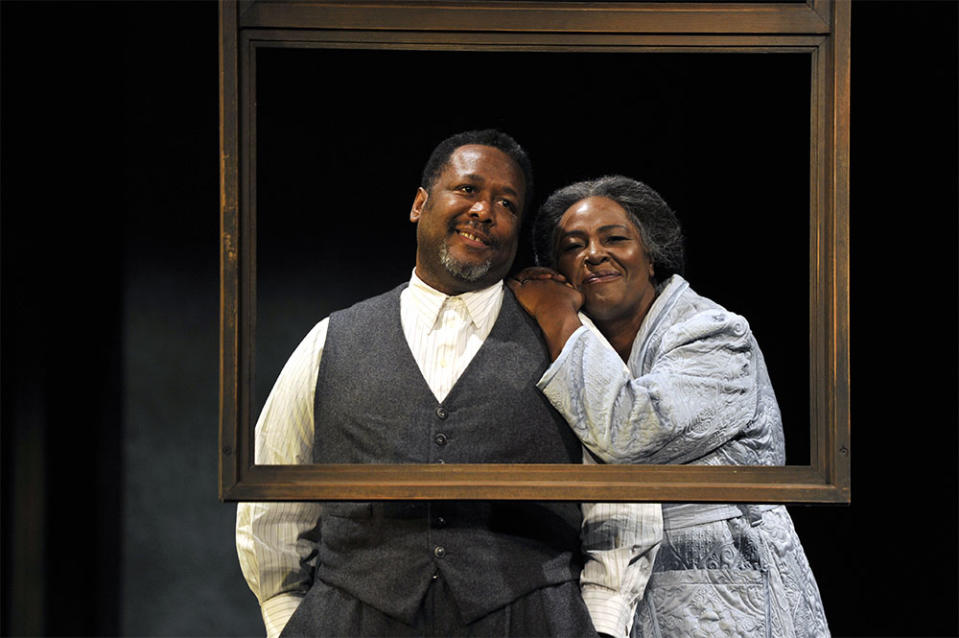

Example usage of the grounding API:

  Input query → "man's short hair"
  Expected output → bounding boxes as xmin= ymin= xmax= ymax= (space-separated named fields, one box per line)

xmin=420 ymin=129 xmax=534 ymax=216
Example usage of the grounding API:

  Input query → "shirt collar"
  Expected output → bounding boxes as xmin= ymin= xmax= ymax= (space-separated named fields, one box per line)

xmin=408 ymin=269 xmax=503 ymax=332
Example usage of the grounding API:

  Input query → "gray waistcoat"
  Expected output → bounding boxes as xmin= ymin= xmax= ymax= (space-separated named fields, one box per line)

xmin=312 ymin=284 xmax=583 ymax=624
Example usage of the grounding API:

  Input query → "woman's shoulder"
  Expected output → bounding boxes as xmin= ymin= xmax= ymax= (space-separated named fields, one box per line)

xmin=654 ymin=276 xmax=753 ymax=347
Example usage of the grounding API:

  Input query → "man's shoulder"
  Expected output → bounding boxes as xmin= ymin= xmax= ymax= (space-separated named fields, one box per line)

xmin=330 ymin=282 xmax=408 ymax=319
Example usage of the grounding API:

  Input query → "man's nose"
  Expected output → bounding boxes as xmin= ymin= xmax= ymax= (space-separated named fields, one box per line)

xmin=468 ymin=198 xmax=493 ymax=220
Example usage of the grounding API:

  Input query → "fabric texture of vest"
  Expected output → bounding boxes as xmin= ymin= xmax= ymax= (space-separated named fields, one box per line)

xmin=312 ymin=284 xmax=584 ymax=624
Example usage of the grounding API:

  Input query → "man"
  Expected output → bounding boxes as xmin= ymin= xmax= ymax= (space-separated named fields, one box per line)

xmin=236 ymin=130 xmax=655 ymax=637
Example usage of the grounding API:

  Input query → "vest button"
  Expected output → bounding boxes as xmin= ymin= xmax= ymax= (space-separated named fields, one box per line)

xmin=431 ymin=572 xmax=440 ymax=581
xmin=435 ymin=406 xmax=448 ymax=420
xmin=434 ymin=516 xmax=447 ymax=528
xmin=433 ymin=545 xmax=446 ymax=558
xmin=434 ymin=433 xmax=448 ymax=446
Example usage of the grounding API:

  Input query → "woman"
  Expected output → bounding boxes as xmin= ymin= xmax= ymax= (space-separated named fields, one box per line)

xmin=508 ymin=176 xmax=829 ymax=637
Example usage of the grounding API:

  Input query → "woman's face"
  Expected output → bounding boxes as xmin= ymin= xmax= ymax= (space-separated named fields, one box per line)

xmin=554 ymin=196 xmax=656 ymax=325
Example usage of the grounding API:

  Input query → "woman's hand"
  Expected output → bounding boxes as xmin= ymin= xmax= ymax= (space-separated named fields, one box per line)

xmin=507 ymin=266 xmax=583 ymax=319
xmin=507 ymin=267 xmax=584 ymax=360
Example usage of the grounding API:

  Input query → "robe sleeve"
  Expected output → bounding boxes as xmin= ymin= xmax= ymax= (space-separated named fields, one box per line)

xmin=537 ymin=310 xmax=760 ymax=465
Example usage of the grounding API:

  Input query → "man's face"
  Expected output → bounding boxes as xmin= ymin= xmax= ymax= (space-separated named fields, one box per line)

xmin=410 ymin=144 xmax=525 ymax=295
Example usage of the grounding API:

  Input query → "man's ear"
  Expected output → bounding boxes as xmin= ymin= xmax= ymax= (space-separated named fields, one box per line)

xmin=410 ymin=187 xmax=428 ymax=223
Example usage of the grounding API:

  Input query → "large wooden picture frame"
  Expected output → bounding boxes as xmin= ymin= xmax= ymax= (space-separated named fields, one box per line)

xmin=219 ymin=0 xmax=850 ymax=503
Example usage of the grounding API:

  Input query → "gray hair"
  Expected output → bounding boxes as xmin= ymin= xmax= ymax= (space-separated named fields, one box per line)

xmin=532 ymin=175 xmax=685 ymax=285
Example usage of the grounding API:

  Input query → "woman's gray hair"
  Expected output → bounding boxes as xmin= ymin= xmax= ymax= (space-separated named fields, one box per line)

xmin=532 ymin=175 xmax=685 ymax=285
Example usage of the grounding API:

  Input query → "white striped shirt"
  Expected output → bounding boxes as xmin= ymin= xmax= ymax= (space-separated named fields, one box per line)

xmin=235 ymin=270 xmax=659 ymax=638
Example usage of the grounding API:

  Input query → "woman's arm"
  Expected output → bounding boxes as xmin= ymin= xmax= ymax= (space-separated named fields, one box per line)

xmin=538 ymin=310 xmax=762 ymax=465
xmin=507 ymin=267 xmax=584 ymax=360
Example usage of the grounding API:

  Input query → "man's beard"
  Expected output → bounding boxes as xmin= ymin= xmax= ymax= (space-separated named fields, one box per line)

xmin=439 ymin=240 xmax=494 ymax=282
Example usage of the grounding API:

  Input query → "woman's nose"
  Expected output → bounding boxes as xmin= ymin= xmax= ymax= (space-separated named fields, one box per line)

xmin=584 ymin=241 xmax=606 ymax=263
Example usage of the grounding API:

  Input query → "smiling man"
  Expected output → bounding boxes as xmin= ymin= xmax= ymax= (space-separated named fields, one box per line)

xmin=235 ymin=130 xmax=603 ymax=637
xmin=409 ymin=142 xmax=524 ymax=295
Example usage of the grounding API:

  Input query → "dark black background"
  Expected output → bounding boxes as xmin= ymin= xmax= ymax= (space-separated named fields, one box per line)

xmin=2 ymin=1 xmax=956 ymax=636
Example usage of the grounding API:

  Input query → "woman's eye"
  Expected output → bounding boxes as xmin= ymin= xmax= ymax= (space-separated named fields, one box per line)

xmin=607 ymin=235 xmax=629 ymax=243
xmin=561 ymin=243 xmax=583 ymax=252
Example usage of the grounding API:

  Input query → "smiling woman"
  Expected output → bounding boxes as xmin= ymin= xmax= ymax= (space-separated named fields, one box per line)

xmin=559 ymin=198 xmax=657 ymax=327
xmin=552 ymin=193 xmax=665 ymax=360
xmin=507 ymin=175 xmax=830 ymax=634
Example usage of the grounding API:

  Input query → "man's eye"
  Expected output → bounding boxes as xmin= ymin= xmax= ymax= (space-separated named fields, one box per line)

xmin=500 ymin=199 xmax=516 ymax=212
xmin=607 ymin=235 xmax=629 ymax=243
xmin=457 ymin=184 xmax=476 ymax=193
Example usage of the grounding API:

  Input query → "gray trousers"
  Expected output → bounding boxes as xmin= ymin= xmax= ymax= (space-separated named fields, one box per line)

xmin=281 ymin=577 xmax=597 ymax=638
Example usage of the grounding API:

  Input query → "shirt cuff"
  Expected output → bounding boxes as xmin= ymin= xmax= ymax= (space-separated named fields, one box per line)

xmin=261 ymin=593 xmax=304 ymax=638
xmin=581 ymin=585 xmax=634 ymax=638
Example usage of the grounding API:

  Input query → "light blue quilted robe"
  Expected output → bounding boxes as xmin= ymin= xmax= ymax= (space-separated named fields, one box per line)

xmin=538 ymin=275 xmax=830 ymax=638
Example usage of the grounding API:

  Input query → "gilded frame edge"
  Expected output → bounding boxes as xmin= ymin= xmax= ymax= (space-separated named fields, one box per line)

xmin=218 ymin=0 xmax=851 ymax=503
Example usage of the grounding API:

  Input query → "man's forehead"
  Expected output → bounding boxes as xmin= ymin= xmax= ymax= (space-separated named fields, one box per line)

xmin=449 ymin=144 xmax=518 ymax=170
xmin=444 ymin=145 xmax=525 ymax=186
